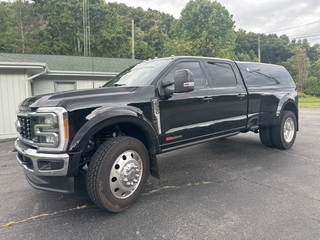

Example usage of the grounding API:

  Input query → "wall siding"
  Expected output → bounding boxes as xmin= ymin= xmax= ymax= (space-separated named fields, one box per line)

xmin=0 ymin=69 xmax=27 ymax=140
xmin=33 ymin=75 xmax=111 ymax=95
xmin=0 ymin=72 xmax=112 ymax=140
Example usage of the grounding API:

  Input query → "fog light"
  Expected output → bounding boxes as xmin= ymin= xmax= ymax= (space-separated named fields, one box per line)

xmin=38 ymin=160 xmax=64 ymax=170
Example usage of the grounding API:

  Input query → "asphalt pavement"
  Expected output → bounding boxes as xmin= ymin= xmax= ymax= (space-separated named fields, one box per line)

xmin=0 ymin=108 xmax=320 ymax=240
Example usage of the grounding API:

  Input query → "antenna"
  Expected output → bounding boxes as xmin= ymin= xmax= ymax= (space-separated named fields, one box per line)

xmin=83 ymin=0 xmax=90 ymax=56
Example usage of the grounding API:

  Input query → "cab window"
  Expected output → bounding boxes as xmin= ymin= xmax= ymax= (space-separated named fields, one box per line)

xmin=207 ymin=62 xmax=237 ymax=88
xmin=163 ymin=61 xmax=206 ymax=88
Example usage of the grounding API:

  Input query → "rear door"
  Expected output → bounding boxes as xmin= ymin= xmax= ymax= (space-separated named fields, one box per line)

xmin=205 ymin=60 xmax=248 ymax=135
xmin=159 ymin=60 xmax=215 ymax=149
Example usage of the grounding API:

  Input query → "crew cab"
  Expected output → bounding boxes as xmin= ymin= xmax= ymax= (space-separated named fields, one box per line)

xmin=14 ymin=56 xmax=298 ymax=212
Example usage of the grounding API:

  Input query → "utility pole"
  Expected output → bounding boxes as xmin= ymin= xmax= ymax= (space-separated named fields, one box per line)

xmin=83 ymin=0 xmax=90 ymax=56
xmin=258 ymin=34 xmax=261 ymax=63
xmin=132 ymin=20 xmax=135 ymax=59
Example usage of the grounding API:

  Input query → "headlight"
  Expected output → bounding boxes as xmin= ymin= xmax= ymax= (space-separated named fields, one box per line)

xmin=28 ymin=107 xmax=69 ymax=152
xmin=33 ymin=113 xmax=59 ymax=146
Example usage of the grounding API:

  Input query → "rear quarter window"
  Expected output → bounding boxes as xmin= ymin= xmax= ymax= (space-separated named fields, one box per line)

xmin=236 ymin=62 xmax=295 ymax=88
xmin=206 ymin=62 xmax=237 ymax=88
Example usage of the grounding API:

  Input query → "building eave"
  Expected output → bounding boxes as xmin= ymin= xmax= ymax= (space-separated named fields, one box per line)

xmin=46 ymin=70 xmax=119 ymax=77
xmin=0 ymin=62 xmax=117 ymax=77
xmin=0 ymin=61 xmax=48 ymax=70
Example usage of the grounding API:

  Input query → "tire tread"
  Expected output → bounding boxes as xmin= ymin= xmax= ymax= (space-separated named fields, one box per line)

xmin=86 ymin=136 xmax=127 ymax=211
xmin=259 ymin=127 xmax=274 ymax=147
xmin=270 ymin=110 xmax=297 ymax=149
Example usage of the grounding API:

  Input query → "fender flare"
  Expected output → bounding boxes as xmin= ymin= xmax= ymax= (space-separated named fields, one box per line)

xmin=259 ymin=91 xmax=298 ymax=127
xmin=68 ymin=106 xmax=159 ymax=154
xmin=276 ymin=91 xmax=298 ymax=117
xmin=276 ymin=94 xmax=299 ymax=130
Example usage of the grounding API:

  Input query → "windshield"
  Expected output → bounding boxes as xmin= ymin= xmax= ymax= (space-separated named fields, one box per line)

xmin=104 ymin=59 xmax=172 ymax=87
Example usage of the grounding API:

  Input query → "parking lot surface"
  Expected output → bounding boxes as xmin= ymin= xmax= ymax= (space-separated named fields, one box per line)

xmin=0 ymin=108 xmax=320 ymax=239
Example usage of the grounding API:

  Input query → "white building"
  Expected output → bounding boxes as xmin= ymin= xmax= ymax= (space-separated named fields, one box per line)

xmin=0 ymin=53 xmax=140 ymax=140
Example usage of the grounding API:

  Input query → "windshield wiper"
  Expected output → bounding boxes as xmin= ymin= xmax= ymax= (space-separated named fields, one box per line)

xmin=113 ymin=83 xmax=126 ymax=87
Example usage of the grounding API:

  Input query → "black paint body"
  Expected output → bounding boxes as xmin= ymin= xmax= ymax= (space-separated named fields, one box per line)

xmin=15 ymin=56 xmax=298 ymax=193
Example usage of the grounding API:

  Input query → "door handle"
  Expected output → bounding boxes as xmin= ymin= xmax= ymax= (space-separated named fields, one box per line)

xmin=202 ymin=97 xmax=213 ymax=102
xmin=237 ymin=94 xmax=246 ymax=100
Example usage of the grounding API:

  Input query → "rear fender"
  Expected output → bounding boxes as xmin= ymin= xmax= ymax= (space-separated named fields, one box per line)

xmin=259 ymin=91 xmax=298 ymax=128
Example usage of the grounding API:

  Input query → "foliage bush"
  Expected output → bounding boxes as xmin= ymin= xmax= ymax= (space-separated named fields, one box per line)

xmin=305 ymin=77 xmax=320 ymax=97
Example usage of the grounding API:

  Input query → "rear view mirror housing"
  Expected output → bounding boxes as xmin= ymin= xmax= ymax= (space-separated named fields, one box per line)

xmin=174 ymin=69 xmax=194 ymax=93
xmin=159 ymin=69 xmax=195 ymax=99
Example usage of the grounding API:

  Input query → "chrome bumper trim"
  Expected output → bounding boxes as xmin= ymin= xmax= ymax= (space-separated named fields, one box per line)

xmin=15 ymin=139 xmax=69 ymax=176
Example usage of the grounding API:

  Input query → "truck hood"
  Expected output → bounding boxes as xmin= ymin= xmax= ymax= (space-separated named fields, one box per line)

xmin=19 ymin=86 xmax=153 ymax=112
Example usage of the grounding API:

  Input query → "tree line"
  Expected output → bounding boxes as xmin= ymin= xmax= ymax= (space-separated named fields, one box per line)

xmin=1 ymin=0 xmax=320 ymax=96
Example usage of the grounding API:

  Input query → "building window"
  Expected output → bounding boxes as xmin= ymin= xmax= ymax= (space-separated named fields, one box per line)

xmin=54 ymin=82 xmax=76 ymax=92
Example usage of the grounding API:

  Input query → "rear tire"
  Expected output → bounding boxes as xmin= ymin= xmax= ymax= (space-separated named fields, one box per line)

xmin=270 ymin=110 xmax=297 ymax=149
xmin=259 ymin=127 xmax=274 ymax=148
xmin=86 ymin=136 xmax=149 ymax=212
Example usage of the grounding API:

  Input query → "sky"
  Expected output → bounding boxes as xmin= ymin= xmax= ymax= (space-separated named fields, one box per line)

xmin=111 ymin=0 xmax=320 ymax=46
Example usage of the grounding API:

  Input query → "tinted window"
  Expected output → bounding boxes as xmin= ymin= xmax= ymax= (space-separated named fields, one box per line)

xmin=163 ymin=61 xmax=205 ymax=88
xmin=236 ymin=62 xmax=295 ymax=87
xmin=207 ymin=62 xmax=237 ymax=88
xmin=104 ymin=59 xmax=172 ymax=87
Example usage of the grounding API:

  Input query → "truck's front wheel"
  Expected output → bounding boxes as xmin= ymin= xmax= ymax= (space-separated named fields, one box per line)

xmin=271 ymin=110 xmax=297 ymax=149
xmin=86 ymin=136 xmax=149 ymax=212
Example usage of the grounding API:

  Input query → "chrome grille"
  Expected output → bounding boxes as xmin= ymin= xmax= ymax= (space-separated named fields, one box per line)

xmin=17 ymin=116 xmax=32 ymax=140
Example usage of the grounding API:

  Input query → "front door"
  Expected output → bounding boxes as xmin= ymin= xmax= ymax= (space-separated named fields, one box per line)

xmin=158 ymin=60 xmax=215 ymax=150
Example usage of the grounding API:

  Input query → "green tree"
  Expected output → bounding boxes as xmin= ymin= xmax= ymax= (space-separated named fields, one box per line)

xmin=89 ymin=1 xmax=130 ymax=57
xmin=144 ymin=26 xmax=168 ymax=57
xmin=0 ymin=1 xmax=40 ymax=53
xmin=285 ymin=47 xmax=310 ymax=92
xmin=259 ymin=34 xmax=291 ymax=64
xmin=168 ymin=0 xmax=236 ymax=58
xmin=305 ymin=59 xmax=320 ymax=96
xmin=164 ymin=39 xmax=201 ymax=56
xmin=0 ymin=2 xmax=16 ymax=52
xmin=110 ymin=3 xmax=174 ymax=59
xmin=235 ymin=29 xmax=258 ymax=61
xmin=235 ymin=30 xmax=293 ymax=64
xmin=290 ymin=39 xmax=320 ymax=63
xmin=32 ymin=0 xmax=84 ymax=55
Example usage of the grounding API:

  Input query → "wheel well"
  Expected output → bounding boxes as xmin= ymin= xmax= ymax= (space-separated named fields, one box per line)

xmin=79 ymin=123 xmax=151 ymax=167
xmin=283 ymin=102 xmax=299 ymax=130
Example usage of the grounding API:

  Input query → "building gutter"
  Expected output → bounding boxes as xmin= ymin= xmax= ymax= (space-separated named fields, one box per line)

xmin=0 ymin=61 xmax=48 ymax=69
xmin=0 ymin=62 xmax=48 ymax=97
xmin=27 ymin=67 xmax=47 ymax=80
xmin=47 ymin=70 xmax=119 ymax=77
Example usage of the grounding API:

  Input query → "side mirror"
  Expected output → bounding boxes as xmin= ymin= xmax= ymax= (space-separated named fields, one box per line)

xmin=174 ymin=69 xmax=194 ymax=93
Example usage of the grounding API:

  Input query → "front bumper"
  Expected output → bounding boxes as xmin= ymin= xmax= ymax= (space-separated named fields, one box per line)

xmin=15 ymin=139 xmax=74 ymax=193
xmin=15 ymin=139 xmax=69 ymax=176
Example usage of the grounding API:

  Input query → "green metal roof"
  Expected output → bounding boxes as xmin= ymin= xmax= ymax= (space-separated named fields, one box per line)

xmin=0 ymin=53 xmax=141 ymax=73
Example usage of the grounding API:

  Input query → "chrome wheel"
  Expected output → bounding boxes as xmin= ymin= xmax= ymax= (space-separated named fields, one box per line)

xmin=270 ymin=110 xmax=297 ymax=149
xmin=283 ymin=117 xmax=294 ymax=143
xmin=86 ymin=136 xmax=149 ymax=212
xmin=110 ymin=150 xmax=143 ymax=199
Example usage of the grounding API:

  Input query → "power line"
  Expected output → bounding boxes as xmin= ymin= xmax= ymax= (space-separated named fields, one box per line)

xmin=292 ymin=31 xmax=320 ymax=38
xmin=264 ymin=20 xmax=320 ymax=34
xmin=289 ymin=33 xmax=320 ymax=39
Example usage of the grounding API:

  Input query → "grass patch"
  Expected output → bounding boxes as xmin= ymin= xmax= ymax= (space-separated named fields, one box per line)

xmin=299 ymin=93 xmax=320 ymax=108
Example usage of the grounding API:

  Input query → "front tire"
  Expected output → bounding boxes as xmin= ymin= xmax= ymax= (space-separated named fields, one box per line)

xmin=271 ymin=110 xmax=297 ymax=149
xmin=86 ymin=136 xmax=149 ymax=212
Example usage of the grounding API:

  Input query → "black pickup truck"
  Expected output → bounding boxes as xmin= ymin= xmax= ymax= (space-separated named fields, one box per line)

xmin=14 ymin=56 xmax=298 ymax=212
